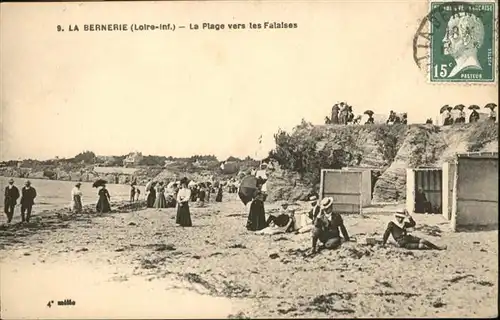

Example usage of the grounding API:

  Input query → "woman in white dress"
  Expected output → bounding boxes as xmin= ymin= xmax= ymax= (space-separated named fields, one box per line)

xmin=70 ymin=182 xmax=83 ymax=213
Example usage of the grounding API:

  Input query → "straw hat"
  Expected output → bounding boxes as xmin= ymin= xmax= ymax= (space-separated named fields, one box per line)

xmin=309 ymin=195 xmax=318 ymax=202
xmin=394 ymin=210 xmax=406 ymax=219
xmin=320 ymin=197 xmax=334 ymax=210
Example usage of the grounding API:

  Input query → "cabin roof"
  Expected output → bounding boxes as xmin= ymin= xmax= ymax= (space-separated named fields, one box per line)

xmin=456 ymin=152 xmax=498 ymax=159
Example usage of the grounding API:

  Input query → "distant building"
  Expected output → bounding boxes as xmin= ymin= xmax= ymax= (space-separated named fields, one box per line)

xmin=123 ymin=152 xmax=143 ymax=167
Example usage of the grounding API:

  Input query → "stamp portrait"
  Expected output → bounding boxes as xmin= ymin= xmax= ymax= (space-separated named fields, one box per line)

xmin=429 ymin=1 xmax=496 ymax=82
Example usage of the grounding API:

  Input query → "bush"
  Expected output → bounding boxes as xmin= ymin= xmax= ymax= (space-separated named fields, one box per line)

xmin=269 ymin=123 xmax=362 ymax=186
xmin=43 ymin=170 xmax=57 ymax=179
xmin=374 ymin=125 xmax=406 ymax=166
xmin=73 ymin=151 xmax=96 ymax=164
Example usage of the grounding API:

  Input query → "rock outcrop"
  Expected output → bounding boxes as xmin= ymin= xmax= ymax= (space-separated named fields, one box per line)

xmin=267 ymin=121 xmax=498 ymax=202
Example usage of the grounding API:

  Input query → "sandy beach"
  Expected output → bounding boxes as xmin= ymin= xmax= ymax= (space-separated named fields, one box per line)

xmin=0 ymin=195 xmax=497 ymax=319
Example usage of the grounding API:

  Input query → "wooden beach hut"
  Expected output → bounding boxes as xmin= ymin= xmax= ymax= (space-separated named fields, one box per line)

xmin=448 ymin=152 xmax=498 ymax=231
xmin=319 ymin=168 xmax=371 ymax=214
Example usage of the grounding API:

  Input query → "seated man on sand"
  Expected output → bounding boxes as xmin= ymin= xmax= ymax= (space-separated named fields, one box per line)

xmin=311 ymin=197 xmax=351 ymax=254
xmin=382 ymin=210 xmax=446 ymax=250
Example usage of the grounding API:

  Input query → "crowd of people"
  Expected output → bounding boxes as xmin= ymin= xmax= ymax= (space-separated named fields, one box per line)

xmin=441 ymin=103 xmax=497 ymax=126
xmin=3 ymin=161 xmax=448 ymax=254
xmin=325 ymin=102 xmax=498 ymax=126
xmin=245 ymin=185 xmax=446 ymax=254
xmin=324 ymin=102 xmax=409 ymax=126
xmin=2 ymin=175 xmax=229 ymax=228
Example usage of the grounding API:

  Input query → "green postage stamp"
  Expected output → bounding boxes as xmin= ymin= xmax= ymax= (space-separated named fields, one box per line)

xmin=429 ymin=1 xmax=496 ymax=83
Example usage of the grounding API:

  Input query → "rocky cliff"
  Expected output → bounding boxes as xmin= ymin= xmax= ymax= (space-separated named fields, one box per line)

xmin=267 ymin=121 xmax=498 ymax=202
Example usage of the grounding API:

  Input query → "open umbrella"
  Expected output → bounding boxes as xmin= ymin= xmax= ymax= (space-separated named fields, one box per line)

xmin=453 ymin=104 xmax=465 ymax=111
xmin=238 ymin=175 xmax=258 ymax=205
xmin=92 ymin=179 xmax=107 ymax=188
xmin=440 ymin=105 xmax=452 ymax=113
xmin=364 ymin=110 xmax=374 ymax=116
xmin=485 ymin=103 xmax=497 ymax=110
xmin=468 ymin=105 xmax=480 ymax=110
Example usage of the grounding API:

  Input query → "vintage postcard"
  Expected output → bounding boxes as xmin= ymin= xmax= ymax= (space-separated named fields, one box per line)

xmin=0 ymin=0 xmax=498 ymax=319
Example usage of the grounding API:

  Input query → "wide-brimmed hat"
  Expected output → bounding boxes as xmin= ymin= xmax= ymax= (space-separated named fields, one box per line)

xmin=394 ymin=210 xmax=406 ymax=219
xmin=320 ymin=197 xmax=334 ymax=210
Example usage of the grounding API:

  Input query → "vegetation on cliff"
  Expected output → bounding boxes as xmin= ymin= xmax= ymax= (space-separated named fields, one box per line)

xmin=268 ymin=120 xmax=498 ymax=202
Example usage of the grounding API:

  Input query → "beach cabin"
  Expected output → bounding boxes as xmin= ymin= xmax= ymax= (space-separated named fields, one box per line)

xmin=319 ymin=169 xmax=371 ymax=214
xmin=406 ymin=167 xmax=443 ymax=214
xmin=342 ymin=166 xmax=382 ymax=200
xmin=449 ymin=152 xmax=498 ymax=231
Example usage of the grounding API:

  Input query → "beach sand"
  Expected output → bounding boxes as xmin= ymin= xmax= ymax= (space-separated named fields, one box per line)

xmin=0 ymin=196 xmax=497 ymax=318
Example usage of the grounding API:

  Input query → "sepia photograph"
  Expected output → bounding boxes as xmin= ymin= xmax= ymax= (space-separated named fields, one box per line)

xmin=0 ymin=0 xmax=498 ymax=318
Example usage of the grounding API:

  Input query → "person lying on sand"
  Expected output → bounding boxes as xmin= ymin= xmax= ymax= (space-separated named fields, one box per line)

xmin=255 ymin=208 xmax=295 ymax=235
xmin=310 ymin=197 xmax=351 ymax=254
xmin=381 ymin=210 xmax=446 ymax=250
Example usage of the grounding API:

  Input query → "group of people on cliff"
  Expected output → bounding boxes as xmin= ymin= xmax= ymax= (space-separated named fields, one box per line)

xmin=441 ymin=104 xmax=497 ymax=126
xmin=324 ymin=103 xmax=409 ymax=126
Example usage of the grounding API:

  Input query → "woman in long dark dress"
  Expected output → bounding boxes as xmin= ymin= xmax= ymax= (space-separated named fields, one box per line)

xmin=246 ymin=191 xmax=267 ymax=231
xmin=96 ymin=185 xmax=111 ymax=213
xmin=154 ymin=182 xmax=167 ymax=210
xmin=147 ymin=182 xmax=157 ymax=208
xmin=215 ymin=186 xmax=223 ymax=202
xmin=176 ymin=179 xmax=192 ymax=227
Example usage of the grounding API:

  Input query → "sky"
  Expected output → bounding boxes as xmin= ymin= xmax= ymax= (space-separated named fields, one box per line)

xmin=1 ymin=1 xmax=498 ymax=161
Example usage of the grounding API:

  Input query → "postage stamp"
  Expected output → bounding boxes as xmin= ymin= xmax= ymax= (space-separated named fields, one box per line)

xmin=428 ymin=1 xmax=496 ymax=83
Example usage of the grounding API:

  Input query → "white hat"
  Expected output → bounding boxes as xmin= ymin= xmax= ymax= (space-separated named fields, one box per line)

xmin=320 ymin=197 xmax=334 ymax=210
xmin=394 ymin=210 xmax=406 ymax=219
xmin=309 ymin=195 xmax=318 ymax=202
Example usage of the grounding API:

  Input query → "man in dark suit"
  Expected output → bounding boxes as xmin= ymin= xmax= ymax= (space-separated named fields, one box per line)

xmin=20 ymin=180 xmax=37 ymax=223
xmin=4 ymin=178 xmax=20 ymax=223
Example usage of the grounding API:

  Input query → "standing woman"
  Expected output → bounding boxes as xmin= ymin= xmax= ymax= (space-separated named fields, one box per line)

xmin=96 ymin=185 xmax=111 ymax=213
xmin=246 ymin=190 xmax=267 ymax=231
xmin=197 ymin=184 xmax=206 ymax=208
xmin=71 ymin=182 xmax=83 ymax=213
xmin=147 ymin=182 xmax=157 ymax=208
xmin=154 ymin=182 xmax=167 ymax=210
xmin=215 ymin=185 xmax=223 ymax=202
xmin=176 ymin=178 xmax=192 ymax=227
